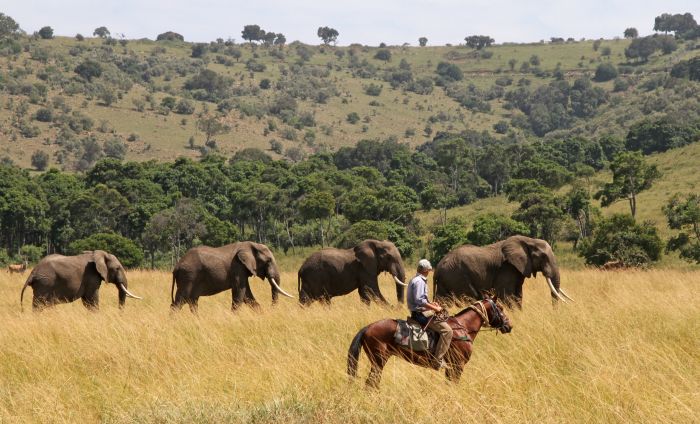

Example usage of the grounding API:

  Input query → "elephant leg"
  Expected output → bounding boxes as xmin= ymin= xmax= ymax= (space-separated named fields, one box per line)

xmin=171 ymin=284 xmax=190 ymax=311
xmin=82 ymin=290 xmax=100 ymax=311
xmin=244 ymin=283 xmax=261 ymax=309
xmin=232 ymin=285 xmax=246 ymax=310
xmin=358 ymin=286 xmax=371 ymax=305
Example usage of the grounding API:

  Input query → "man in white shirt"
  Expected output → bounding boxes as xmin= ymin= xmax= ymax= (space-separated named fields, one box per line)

xmin=406 ymin=259 xmax=453 ymax=369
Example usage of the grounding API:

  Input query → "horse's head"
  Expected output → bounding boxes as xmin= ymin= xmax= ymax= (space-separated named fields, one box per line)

xmin=483 ymin=293 xmax=512 ymax=334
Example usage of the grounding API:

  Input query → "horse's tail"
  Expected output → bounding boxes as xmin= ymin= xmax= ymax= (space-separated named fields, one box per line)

xmin=347 ymin=325 xmax=368 ymax=378
xmin=20 ymin=275 xmax=32 ymax=312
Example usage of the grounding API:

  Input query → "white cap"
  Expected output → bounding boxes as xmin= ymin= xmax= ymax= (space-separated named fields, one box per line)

xmin=418 ymin=259 xmax=432 ymax=271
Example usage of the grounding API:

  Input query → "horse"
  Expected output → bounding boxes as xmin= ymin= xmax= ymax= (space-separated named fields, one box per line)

xmin=347 ymin=294 xmax=512 ymax=388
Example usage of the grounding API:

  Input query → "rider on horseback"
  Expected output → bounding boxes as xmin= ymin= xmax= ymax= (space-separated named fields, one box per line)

xmin=407 ymin=259 xmax=453 ymax=369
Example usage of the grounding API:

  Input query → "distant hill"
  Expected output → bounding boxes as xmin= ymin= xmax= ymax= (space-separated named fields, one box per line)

xmin=0 ymin=30 xmax=698 ymax=169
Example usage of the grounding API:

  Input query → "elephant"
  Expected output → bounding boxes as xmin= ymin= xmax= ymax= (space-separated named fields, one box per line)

xmin=20 ymin=250 xmax=142 ymax=311
xmin=433 ymin=235 xmax=573 ymax=308
xmin=171 ymin=241 xmax=293 ymax=312
xmin=297 ymin=239 xmax=407 ymax=305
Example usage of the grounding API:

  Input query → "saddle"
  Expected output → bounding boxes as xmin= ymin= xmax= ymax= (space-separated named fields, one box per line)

xmin=393 ymin=317 xmax=472 ymax=352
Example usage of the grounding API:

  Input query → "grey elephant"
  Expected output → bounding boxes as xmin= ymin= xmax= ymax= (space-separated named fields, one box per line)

xmin=20 ymin=250 xmax=142 ymax=311
xmin=171 ymin=241 xmax=293 ymax=312
xmin=433 ymin=235 xmax=573 ymax=308
xmin=297 ymin=239 xmax=407 ymax=305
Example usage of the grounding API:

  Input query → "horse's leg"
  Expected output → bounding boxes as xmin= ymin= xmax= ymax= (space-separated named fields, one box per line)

xmin=366 ymin=353 xmax=388 ymax=390
xmin=445 ymin=361 xmax=465 ymax=382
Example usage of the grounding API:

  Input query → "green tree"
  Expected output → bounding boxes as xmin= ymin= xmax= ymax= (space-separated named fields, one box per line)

xmin=594 ymin=63 xmax=618 ymax=82
xmin=31 ymin=150 xmax=49 ymax=170
xmin=69 ymin=232 xmax=143 ymax=268
xmin=625 ymin=36 xmax=658 ymax=62
xmin=464 ymin=35 xmax=494 ymax=50
xmin=336 ymin=220 xmax=417 ymax=257
xmin=241 ymin=24 xmax=263 ymax=44
xmin=317 ymin=26 xmax=339 ymax=45
xmin=578 ymin=214 xmax=662 ymax=267
xmin=374 ymin=49 xmax=391 ymax=62
xmin=418 ymin=37 xmax=428 ymax=47
xmin=429 ymin=217 xmax=469 ymax=264
xmin=0 ymin=13 xmax=21 ymax=38
xmin=74 ymin=59 xmax=102 ymax=82
xmin=93 ymin=26 xmax=110 ymax=38
xmin=466 ymin=213 xmax=528 ymax=246
xmin=103 ymin=138 xmax=127 ymax=160
xmin=197 ymin=114 xmax=230 ymax=145
xmin=299 ymin=190 xmax=335 ymax=246
xmin=38 ymin=26 xmax=53 ymax=39
xmin=595 ymin=151 xmax=661 ymax=218
xmin=511 ymin=190 xmax=566 ymax=244
xmin=663 ymin=193 xmax=700 ymax=263
xmin=624 ymin=27 xmax=638 ymax=38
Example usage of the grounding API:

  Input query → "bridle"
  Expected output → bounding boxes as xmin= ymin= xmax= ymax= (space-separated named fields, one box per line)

xmin=467 ymin=299 xmax=507 ymax=331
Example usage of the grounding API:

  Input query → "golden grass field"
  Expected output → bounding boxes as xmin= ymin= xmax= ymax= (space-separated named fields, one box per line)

xmin=0 ymin=267 xmax=698 ymax=423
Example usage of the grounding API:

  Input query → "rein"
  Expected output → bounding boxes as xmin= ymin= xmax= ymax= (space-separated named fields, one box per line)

xmin=452 ymin=299 xmax=504 ymax=333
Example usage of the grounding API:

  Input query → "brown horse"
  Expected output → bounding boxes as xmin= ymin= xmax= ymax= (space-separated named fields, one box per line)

xmin=347 ymin=294 xmax=512 ymax=388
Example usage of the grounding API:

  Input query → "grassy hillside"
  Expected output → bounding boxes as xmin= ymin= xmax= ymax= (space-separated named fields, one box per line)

xmin=0 ymin=268 xmax=697 ymax=423
xmin=0 ymin=34 xmax=697 ymax=169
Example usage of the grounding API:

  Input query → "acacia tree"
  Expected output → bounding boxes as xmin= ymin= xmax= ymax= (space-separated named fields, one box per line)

xmin=663 ymin=193 xmax=700 ymax=263
xmin=197 ymin=114 xmax=230 ymax=145
xmin=241 ymin=24 xmax=263 ymax=45
xmin=317 ymin=26 xmax=339 ymax=46
xmin=464 ymin=35 xmax=494 ymax=50
xmin=93 ymin=26 xmax=110 ymax=38
xmin=595 ymin=151 xmax=660 ymax=219
xmin=624 ymin=27 xmax=638 ymax=38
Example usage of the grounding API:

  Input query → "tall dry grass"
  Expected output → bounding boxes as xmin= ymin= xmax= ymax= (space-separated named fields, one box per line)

xmin=0 ymin=268 xmax=698 ymax=423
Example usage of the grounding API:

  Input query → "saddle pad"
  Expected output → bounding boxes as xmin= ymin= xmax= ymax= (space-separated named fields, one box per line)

xmin=394 ymin=320 xmax=434 ymax=352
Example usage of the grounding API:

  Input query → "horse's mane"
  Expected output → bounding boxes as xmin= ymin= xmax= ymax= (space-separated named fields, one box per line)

xmin=454 ymin=304 xmax=477 ymax=317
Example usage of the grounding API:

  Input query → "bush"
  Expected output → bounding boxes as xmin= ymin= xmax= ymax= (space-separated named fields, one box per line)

xmin=336 ymin=220 xmax=417 ymax=257
xmin=493 ymin=120 xmax=509 ymax=134
xmin=38 ymin=26 xmax=54 ymax=39
xmin=35 ymin=107 xmax=53 ymax=122
xmin=578 ymin=214 xmax=662 ymax=267
xmin=364 ymin=83 xmax=383 ymax=96
xmin=429 ymin=218 xmax=470 ymax=264
xmin=594 ymin=63 xmax=618 ymax=82
xmin=68 ymin=233 xmax=144 ymax=268
xmin=31 ymin=150 xmax=49 ymax=170
xmin=466 ymin=213 xmax=529 ymax=246
xmin=346 ymin=112 xmax=360 ymax=124
xmin=174 ymin=99 xmax=195 ymax=115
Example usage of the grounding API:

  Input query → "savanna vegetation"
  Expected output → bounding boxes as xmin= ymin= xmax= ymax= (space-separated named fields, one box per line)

xmin=0 ymin=268 xmax=697 ymax=423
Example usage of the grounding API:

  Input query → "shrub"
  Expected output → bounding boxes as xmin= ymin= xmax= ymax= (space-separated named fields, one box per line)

xmin=38 ymin=26 xmax=53 ymax=39
xmin=594 ymin=63 xmax=618 ymax=82
xmin=336 ymin=220 xmax=417 ymax=257
xmin=346 ymin=112 xmax=360 ymax=124
xmin=364 ymin=83 xmax=383 ymax=96
xmin=578 ymin=214 xmax=662 ymax=267
xmin=466 ymin=213 xmax=529 ymax=246
xmin=68 ymin=233 xmax=144 ymax=268
xmin=31 ymin=150 xmax=49 ymax=170
xmin=35 ymin=107 xmax=53 ymax=122
xmin=174 ymin=99 xmax=195 ymax=115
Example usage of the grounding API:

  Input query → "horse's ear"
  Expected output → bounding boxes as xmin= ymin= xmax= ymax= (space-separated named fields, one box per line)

xmin=479 ymin=290 xmax=488 ymax=300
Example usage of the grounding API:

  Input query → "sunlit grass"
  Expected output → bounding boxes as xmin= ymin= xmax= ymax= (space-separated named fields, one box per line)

xmin=1 ymin=267 xmax=697 ymax=423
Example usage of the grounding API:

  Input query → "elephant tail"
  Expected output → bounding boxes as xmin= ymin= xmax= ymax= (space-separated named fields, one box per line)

xmin=347 ymin=325 xmax=368 ymax=378
xmin=171 ymin=271 xmax=176 ymax=304
xmin=20 ymin=275 xmax=32 ymax=312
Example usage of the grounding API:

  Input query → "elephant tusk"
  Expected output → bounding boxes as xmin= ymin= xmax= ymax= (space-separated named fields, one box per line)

xmin=546 ymin=278 xmax=566 ymax=302
xmin=118 ymin=283 xmax=143 ymax=300
xmin=270 ymin=278 xmax=294 ymax=299
xmin=559 ymin=288 xmax=575 ymax=302
xmin=393 ymin=275 xmax=408 ymax=287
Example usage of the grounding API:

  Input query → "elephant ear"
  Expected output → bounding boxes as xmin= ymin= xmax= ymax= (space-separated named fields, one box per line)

xmin=502 ymin=239 xmax=533 ymax=277
xmin=354 ymin=240 xmax=378 ymax=275
xmin=92 ymin=250 xmax=109 ymax=281
xmin=236 ymin=246 xmax=258 ymax=276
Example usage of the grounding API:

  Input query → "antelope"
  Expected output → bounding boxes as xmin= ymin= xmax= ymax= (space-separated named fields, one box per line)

xmin=8 ymin=260 xmax=28 ymax=274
